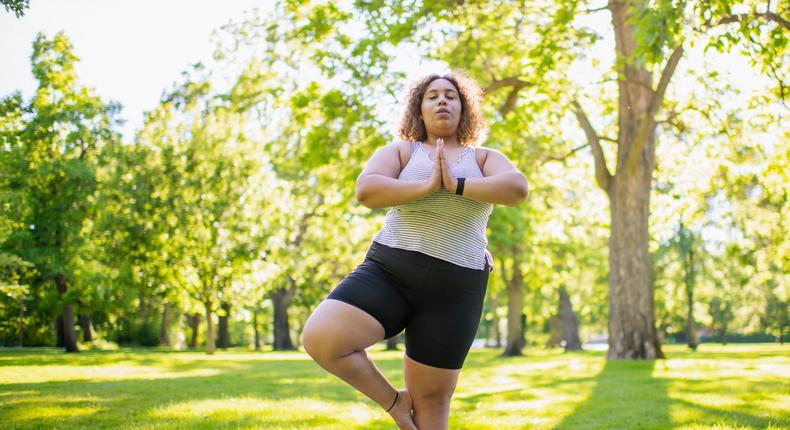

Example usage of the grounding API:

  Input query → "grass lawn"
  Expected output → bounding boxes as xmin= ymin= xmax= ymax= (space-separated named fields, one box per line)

xmin=0 ymin=343 xmax=787 ymax=429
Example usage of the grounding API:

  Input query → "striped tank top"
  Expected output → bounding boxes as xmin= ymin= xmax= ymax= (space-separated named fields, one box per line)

xmin=373 ymin=141 xmax=494 ymax=270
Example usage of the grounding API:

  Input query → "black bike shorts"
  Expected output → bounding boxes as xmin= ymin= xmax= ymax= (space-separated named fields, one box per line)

xmin=326 ymin=241 xmax=490 ymax=369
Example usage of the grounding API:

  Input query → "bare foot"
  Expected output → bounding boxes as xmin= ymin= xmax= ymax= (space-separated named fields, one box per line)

xmin=388 ymin=389 xmax=418 ymax=430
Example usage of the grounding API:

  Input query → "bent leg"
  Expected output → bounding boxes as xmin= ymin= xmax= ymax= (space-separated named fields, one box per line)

xmin=302 ymin=299 xmax=416 ymax=429
xmin=302 ymin=299 xmax=390 ymax=405
xmin=404 ymin=354 xmax=461 ymax=430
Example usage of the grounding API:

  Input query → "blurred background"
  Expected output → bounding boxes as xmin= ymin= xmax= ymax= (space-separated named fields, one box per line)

xmin=0 ymin=0 xmax=787 ymax=357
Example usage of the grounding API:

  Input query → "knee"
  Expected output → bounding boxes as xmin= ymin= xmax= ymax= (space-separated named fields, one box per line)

xmin=302 ymin=320 xmax=344 ymax=364
xmin=411 ymin=390 xmax=453 ymax=410
xmin=301 ymin=322 xmax=325 ymax=360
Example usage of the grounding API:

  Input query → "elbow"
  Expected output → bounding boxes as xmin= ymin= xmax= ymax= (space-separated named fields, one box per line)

xmin=355 ymin=184 xmax=371 ymax=208
xmin=513 ymin=172 xmax=529 ymax=205
xmin=355 ymin=178 xmax=376 ymax=209
xmin=519 ymin=175 xmax=529 ymax=201
xmin=507 ymin=174 xmax=529 ymax=206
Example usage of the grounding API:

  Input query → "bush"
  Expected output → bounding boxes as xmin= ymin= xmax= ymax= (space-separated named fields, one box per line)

xmin=699 ymin=332 xmax=779 ymax=344
xmin=111 ymin=318 xmax=160 ymax=346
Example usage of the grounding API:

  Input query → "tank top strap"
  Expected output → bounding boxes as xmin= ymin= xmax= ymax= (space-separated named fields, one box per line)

xmin=467 ymin=145 xmax=485 ymax=173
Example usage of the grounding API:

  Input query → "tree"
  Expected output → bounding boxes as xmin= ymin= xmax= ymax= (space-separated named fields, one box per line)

xmin=709 ymin=297 xmax=733 ymax=344
xmin=705 ymin=107 xmax=789 ymax=344
xmin=489 ymin=206 xmax=529 ymax=356
xmin=0 ymin=32 xmax=121 ymax=352
xmin=0 ymin=256 xmax=34 ymax=346
xmin=214 ymin=7 xmax=391 ymax=350
xmin=676 ymin=222 xmax=701 ymax=350
xmin=134 ymin=66 xmax=269 ymax=354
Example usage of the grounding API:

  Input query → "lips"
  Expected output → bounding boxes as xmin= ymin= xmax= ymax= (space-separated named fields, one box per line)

xmin=436 ymin=108 xmax=450 ymax=115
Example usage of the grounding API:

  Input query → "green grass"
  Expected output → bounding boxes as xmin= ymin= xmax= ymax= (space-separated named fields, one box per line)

xmin=0 ymin=343 xmax=787 ymax=429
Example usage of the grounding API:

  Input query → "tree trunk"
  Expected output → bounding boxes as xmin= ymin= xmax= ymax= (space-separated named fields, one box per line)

xmin=160 ymin=303 xmax=170 ymax=347
xmin=492 ymin=315 xmax=502 ymax=347
xmin=685 ymin=278 xmax=698 ymax=351
xmin=489 ymin=292 xmax=501 ymax=348
xmin=204 ymin=301 xmax=215 ymax=355
xmin=18 ymin=301 xmax=24 ymax=347
xmin=79 ymin=314 xmax=93 ymax=342
xmin=55 ymin=274 xmax=79 ymax=353
xmin=269 ymin=284 xmax=297 ymax=351
xmin=503 ymin=256 xmax=525 ymax=356
xmin=547 ymin=314 xmax=563 ymax=348
xmin=386 ymin=334 xmax=401 ymax=350
xmin=596 ymin=0 xmax=678 ymax=360
xmin=560 ymin=288 xmax=583 ymax=351
xmin=55 ymin=314 xmax=65 ymax=347
xmin=253 ymin=309 xmax=261 ymax=350
xmin=679 ymin=223 xmax=698 ymax=351
xmin=607 ymin=143 xmax=663 ymax=359
xmin=187 ymin=313 xmax=201 ymax=348
xmin=217 ymin=302 xmax=231 ymax=349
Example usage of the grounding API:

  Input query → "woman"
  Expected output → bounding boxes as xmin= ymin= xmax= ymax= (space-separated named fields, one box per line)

xmin=302 ymin=72 xmax=528 ymax=430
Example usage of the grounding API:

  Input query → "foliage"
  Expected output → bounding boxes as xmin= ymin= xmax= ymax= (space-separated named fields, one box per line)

xmin=1 ymin=0 xmax=29 ymax=17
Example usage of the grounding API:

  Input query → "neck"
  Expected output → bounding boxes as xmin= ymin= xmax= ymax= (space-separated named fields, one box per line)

xmin=425 ymin=134 xmax=460 ymax=147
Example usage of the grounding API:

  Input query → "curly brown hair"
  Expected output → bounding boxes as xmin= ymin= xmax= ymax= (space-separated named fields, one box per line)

xmin=397 ymin=72 xmax=486 ymax=147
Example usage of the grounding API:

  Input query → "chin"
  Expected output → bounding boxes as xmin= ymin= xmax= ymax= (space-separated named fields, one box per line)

xmin=428 ymin=126 xmax=458 ymax=135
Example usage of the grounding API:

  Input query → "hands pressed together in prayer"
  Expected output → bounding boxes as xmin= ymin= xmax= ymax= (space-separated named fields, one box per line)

xmin=425 ymin=138 xmax=459 ymax=195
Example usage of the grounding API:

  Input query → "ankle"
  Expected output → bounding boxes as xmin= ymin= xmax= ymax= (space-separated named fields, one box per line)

xmin=384 ymin=390 xmax=399 ymax=412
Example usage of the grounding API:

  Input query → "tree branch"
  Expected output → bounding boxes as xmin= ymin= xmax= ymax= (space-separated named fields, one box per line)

xmin=572 ymin=99 xmax=612 ymax=192
xmin=703 ymin=12 xmax=790 ymax=31
xmin=500 ymin=86 xmax=525 ymax=116
xmin=656 ymin=116 xmax=688 ymax=134
xmin=650 ymin=46 xmax=683 ymax=119
xmin=483 ymin=77 xmax=532 ymax=94
xmin=583 ymin=4 xmax=609 ymax=14
xmin=537 ymin=143 xmax=589 ymax=166
xmin=483 ymin=76 xmax=533 ymax=117
xmin=625 ymin=45 xmax=683 ymax=172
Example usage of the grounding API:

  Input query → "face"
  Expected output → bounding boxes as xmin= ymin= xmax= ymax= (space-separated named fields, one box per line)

xmin=420 ymin=78 xmax=462 ymax=137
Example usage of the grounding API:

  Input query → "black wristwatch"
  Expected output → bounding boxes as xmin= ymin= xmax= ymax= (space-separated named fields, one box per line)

xmin=455 ymin=177 xmax=465 ymax=195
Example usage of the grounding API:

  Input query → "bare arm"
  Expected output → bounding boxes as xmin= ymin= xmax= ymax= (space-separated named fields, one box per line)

xmin=441 ymin=146 xmax=528 ymax=206
xmin=355 ymin=142 xmax=441 ymax=209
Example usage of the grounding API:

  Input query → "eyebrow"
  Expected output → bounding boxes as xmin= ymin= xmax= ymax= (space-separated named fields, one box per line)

xmin=425 ymin=88 xmax=458 ymax=95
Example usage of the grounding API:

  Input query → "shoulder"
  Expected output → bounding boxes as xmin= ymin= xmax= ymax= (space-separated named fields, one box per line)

xmin=394 ymin=140 xmax=414 ymax=170
xmin=474 ymin=146 xmax=518 ymax=176
xmin=474 ymin=145 xmax=493 ymax=170
xmin=368 ymin=140 xmax=413 ymax=170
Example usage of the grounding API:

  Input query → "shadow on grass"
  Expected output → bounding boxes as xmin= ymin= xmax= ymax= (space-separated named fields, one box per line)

xmin=551 ymin=356 xmax=786 ymax=430
xmin=552 ymin=359 xmax=670 ymax=430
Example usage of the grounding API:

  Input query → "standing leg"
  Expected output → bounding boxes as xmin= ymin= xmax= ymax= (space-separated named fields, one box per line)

xmin=302 ymin=299 xmax=417 ymax=430
xmin=404 ymin=354 xmax=461 ymax=430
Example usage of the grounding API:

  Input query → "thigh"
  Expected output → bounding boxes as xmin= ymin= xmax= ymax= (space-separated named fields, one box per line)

xmin=325 ymin=258 xmax=412 ymax=339
xmin=303 ymin=299 xmax=386 ymax=354
xmin=404 ymin=266 xmax=489 ymax=369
